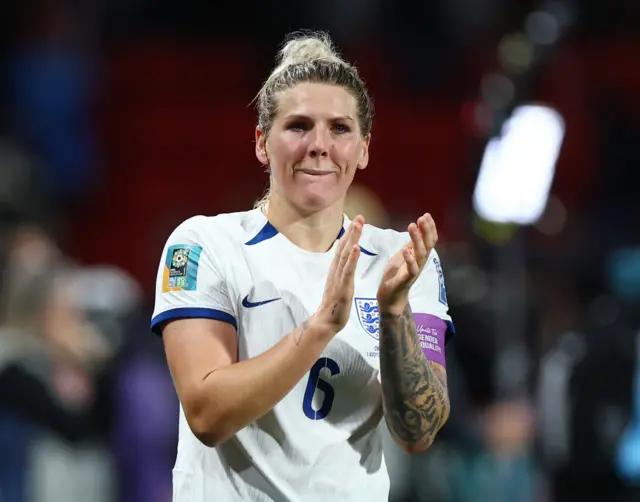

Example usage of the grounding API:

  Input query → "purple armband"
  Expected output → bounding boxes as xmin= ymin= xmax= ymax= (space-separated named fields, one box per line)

xmin=413 ymin=313 xmax=447 ymax=367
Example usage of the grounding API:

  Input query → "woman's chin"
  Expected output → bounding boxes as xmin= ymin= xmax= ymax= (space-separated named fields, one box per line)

xmin=295 ymin=189 xmax=341 ymax=213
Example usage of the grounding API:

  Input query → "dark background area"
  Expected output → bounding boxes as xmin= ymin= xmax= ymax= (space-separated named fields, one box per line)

xmin=0 ymin=1 xmax=639 ymax=501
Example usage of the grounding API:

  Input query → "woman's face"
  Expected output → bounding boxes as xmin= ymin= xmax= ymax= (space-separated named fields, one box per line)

xmin=256 ymin=82 xmax=370 ymax=214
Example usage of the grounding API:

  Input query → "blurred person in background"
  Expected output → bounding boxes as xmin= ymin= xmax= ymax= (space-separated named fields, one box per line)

xmin=151 ymin=31 xmax=454 ymax=502
xmin=0 ymin=225 xmax=126 ymax=502
xmin=0 ymin=225 xmax=106 ymax=501
xmin=0 ymin=222 xmax=174 ymax=502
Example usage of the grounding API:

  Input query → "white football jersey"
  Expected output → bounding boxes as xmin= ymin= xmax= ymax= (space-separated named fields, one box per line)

xmin=152 ymin=208 xmax=454 ymax=502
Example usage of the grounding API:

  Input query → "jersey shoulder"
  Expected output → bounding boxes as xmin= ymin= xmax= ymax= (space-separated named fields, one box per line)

xmin=168 ymin=209 xmax=266 ymax=247
xmin=360 ymin=223 xmax=410 ymax=257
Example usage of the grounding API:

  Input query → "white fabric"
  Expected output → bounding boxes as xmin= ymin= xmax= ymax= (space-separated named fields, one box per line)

xmin=152 ymin=209 xmax=453 ymax=502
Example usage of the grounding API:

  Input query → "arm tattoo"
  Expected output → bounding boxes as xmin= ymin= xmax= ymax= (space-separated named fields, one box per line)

xmin=379 ymin=304 xmax=450 ymax=450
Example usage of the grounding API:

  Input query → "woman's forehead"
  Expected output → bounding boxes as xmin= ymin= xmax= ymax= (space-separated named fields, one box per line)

xmin=276 ymin=83 xmax=357 ymax=117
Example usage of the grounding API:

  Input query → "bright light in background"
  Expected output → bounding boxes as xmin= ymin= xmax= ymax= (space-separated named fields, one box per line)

xmin=473 ymin=104 xmax=565 ymax=225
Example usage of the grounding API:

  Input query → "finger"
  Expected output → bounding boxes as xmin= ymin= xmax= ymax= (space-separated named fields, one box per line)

xmin=403 ymin=245 xmax=421 ymax=277
xmin=341 ymin=244 xmax=361 ymax=284
xmin=335 ymin=215 xmax=363 ymax=254
xmin=336 ymin=221 xmax=353 ymax=254
xmin=417 ymin=215 xmax=432 ymax=263
xmin=350 ymin=218 xmax=363 ymax=247
xmin=330 ymin=220 xmax=355 ymax=277
xmin=351 ymin=214 xmax=365 ymax=227
xmin=346 ymin=216 xmax=364 ymax=254
xmin=338 ymin=220 xmax=362 ymax=273
xmin=343 ymin=217 xmax=363 ymax=257
xmin=409 ymin=222 xmax=428 ymax=267
xmin=419 ymin=213 xmax=438 ymax=250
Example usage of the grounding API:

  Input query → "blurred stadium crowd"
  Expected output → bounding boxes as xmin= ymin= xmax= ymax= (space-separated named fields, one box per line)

xmin=0 ymin=1 xmax=639 ymax=501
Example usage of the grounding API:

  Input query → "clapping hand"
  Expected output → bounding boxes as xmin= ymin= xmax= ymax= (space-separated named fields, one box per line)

xmin=312 ymin=215 xmax=364 ymax=334
xmin=376 ymin=213 xmax=438 ymax=314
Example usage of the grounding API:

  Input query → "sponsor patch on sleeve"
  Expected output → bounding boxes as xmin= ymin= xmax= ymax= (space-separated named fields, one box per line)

xmin=162 ymin=244 xmax=203 ymax=292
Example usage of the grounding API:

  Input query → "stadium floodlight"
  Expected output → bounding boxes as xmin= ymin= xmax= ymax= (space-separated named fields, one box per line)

xmin=473 ymin=104 xmax=565 ymax=225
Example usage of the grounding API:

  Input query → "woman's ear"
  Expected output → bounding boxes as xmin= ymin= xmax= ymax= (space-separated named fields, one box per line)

xmin=255 ymin=127 xmax=268 ymax=165
xmin=357 ymin=134 xmax=371 ymax=170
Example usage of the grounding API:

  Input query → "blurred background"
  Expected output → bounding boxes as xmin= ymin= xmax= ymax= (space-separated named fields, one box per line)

xmin=0 ymin=0 xmax=639 ymax=501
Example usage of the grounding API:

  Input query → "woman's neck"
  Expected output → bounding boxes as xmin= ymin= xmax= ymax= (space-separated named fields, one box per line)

xmin=263 ymin=196 xmax=345 ymax=253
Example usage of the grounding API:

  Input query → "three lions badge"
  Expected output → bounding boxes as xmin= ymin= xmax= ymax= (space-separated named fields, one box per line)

xmin=355 ymin=298 xmax=380 ymax=340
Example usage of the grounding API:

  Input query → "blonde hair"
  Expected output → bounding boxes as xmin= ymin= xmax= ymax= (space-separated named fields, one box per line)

xmin=254 ymin=31 xmax=374 ymax=209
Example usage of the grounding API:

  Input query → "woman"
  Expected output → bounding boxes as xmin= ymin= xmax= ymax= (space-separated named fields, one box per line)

xmin=0 ymin=228 xmax=112 ymax=502
xmin=152 ymin=31 xmax=454 ymax=502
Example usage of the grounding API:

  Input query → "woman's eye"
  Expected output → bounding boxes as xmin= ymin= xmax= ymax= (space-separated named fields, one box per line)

xmin=287 ymin=122 xmax=308 ymax=131
xmin=333 ymin=123 xmax=350 ymax=134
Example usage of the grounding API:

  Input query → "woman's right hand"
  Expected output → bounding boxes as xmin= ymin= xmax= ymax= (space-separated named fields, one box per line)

xmin=311 ymin=216 xmax=364 ymax=335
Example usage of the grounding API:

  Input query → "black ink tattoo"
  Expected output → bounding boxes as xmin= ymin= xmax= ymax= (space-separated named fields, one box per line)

xmin=378 ymin=304 xmax=450 ymax=451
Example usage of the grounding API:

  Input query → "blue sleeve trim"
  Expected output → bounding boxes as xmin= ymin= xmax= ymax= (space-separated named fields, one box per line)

xmin=445 ymin=320 xmax=456 ymax=344
xmin=151 ymin=307 xmax=237 ymax=336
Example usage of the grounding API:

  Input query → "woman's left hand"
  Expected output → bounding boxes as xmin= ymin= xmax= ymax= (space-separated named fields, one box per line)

xmin=376 ymin=213 xmax=438 ymax=314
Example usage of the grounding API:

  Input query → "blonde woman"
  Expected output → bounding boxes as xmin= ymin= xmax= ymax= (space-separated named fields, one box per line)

xmin=153 ymin=31 xmax=455 ymax=502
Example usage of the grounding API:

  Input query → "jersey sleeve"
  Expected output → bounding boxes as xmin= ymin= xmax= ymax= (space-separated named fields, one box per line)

xmin=408 ymin=249 xmax=455 ymax=366
xmin=150 ymin=216 xmax=237 ymax=336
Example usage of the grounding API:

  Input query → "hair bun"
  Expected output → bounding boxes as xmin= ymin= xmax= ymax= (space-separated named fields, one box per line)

xmin=277 ymin=31 xmax=343 ymax=68
xmin=255 ymin=29 xmax=373 ymax=144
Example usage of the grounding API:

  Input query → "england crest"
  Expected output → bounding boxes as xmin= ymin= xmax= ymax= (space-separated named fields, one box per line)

xmin=355 ymin=298 xmax=380 ymax=340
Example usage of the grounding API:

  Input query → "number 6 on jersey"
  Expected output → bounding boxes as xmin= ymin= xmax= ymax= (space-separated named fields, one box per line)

xmin=302 ymin=357 xmax=340 ymax=420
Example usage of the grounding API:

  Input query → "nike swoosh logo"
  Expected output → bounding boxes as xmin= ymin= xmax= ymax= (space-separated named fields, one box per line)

xmin=242 ymin=295 xmax=281 ymax=308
